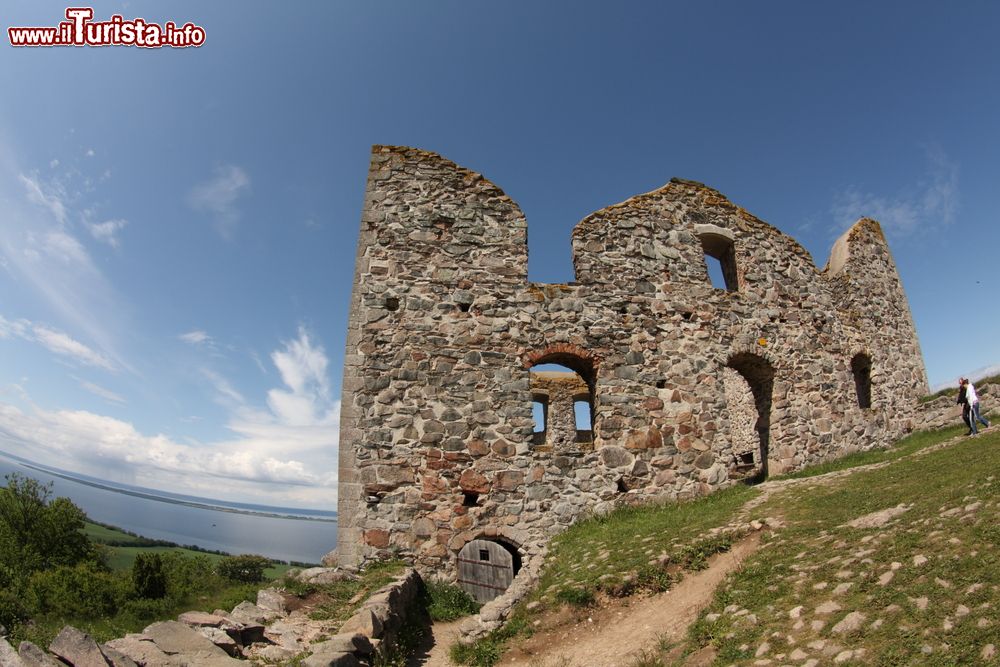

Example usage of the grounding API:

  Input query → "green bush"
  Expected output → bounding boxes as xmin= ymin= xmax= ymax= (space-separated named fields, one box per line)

xmin=216 ymin=554 xmax=271 ymax=583
xmin=26 ymin=563 xmax=124 ymax=619
xmin=131 ymin=553 xmax=167 ymax=599
xmin=0 ymin=586 xmax=29 ymax=635
xmin=159 ymin=552 xmax=214 ymax=597
xmin=424 ymin=580 xmax=480 ymax=621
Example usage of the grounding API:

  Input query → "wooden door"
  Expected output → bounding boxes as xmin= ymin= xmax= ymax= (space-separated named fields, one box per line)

xmin=457 ymin=539 xmax=514 ymax=603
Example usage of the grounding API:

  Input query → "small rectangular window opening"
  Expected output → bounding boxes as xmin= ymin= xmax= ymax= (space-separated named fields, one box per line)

xmin=700 ymin=234 xmax=738 ymax=291
xmin=479 ymin=549 xmax=490 ymax=561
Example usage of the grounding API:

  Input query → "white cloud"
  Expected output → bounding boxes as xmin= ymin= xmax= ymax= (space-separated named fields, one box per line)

xmin=77 ymin=378 xmax=126 ymax=404
xmin=188 ymin=165 xmax=250 ymax=238
xmin=32 ymin=324 xmax=115 ymax=370
xmin=831 ymin=146 xmax=959 ymax=237
xmin=0 ymin=314 xmax=114 ymax=371
xmin=86 ymin=149 xmax=95 ymax=157
xmin=19 ymin=173 xmax=68 ymax=225
xmin=39 ymin=230 xmax=91 ymax=265
xmin=86 ymin=219 xmax=128 ymax=248
xmin=179 ymin=330 xmax=213 ymax=345
xmin=0 ymin=403 xmax=332 ymax=492
xmin=0 ymin=327 xmax=341 ymax=507
xmin=266 ymin=327 xmax=333 ymax=426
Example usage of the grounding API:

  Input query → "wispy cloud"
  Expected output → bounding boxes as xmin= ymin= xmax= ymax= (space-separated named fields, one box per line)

xmin=76 ymin=378 xmax=126 ymax=404
xmin=0 ymin=314 xmax=115 ymax=371
xmin=831 ymin=146 xmax=959 ymax=237
xmin=32 ymin=324 xmax=115 ymax=370
xmin=1 ymin=153 xmax=131 ymax=373
xmin=179 ymin=330 xmax=213 ymax=345
xmin=0 ymin=326 xmax=340 ymax=507
xmin=86 ymin=219 xmax=128 ymax=248
xmin=188 ymin=164 xmax=250 ymax=238
xmin=19 ymin=173 xmax=68 ymax=225
xmin=201 ymin=368 xmax=246 ymax=407
xmin=0 ymin=315 xmax=111 ymax=369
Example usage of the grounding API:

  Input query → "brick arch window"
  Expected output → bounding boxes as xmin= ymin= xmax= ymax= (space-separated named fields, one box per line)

xmin=525 ymin=344 xmax=598 ymax=450
xmin=851 ymin=353 xmax=873 ymax=409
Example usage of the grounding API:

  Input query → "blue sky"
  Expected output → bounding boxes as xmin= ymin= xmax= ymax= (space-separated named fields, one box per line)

xmin=1 ymin=1 xmax=997 ymax=509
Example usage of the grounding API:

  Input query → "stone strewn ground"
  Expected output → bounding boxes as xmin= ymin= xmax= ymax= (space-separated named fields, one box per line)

xmin=0 ymin=568 xmax=422 ymax=667
xmin=334 ymin=145 xmax=929 ymax=586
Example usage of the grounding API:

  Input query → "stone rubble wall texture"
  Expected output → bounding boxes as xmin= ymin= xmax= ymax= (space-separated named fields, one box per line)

xmin=334 ymin=145 xmax=929 ymax=577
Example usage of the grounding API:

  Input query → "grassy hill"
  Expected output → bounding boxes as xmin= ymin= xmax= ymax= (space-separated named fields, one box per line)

xmin=453 ymin=421 xmax=1000 ymax=666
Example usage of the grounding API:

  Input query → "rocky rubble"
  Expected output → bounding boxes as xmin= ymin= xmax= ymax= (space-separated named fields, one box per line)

xmin=0 ymin=568 xmax=423 ymax=667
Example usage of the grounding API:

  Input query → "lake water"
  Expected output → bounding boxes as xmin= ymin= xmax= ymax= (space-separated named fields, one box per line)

xmin=0 ymin=453 xmax=337 ymax=564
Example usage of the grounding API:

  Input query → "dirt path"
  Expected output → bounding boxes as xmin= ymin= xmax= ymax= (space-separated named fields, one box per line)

xmin=407 ymin=619 xmax=463 ymax=667
xmin=495 ymin=532 xmax=760 ymax=667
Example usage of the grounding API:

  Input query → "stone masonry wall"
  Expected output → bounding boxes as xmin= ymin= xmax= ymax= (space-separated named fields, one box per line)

xmin=333 ymin=145 xmax=930 ymax=580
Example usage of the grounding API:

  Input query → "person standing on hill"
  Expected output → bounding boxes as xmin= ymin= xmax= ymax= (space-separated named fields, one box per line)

xmin=958 ymin=378 xmax=972 ymax=434
xmin=967 ymin=379 xmax=990 ymax=435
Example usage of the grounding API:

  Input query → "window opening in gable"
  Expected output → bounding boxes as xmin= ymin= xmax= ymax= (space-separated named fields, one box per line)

xmin=700 ymin=233 xmax=738 ymax=291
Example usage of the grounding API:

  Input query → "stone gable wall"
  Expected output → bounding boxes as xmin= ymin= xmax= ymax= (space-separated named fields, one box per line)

xmin=333 ymin=145 xmax=929 ymax=578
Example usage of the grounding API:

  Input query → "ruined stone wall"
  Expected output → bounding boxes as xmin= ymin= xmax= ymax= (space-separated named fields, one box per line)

xmin=333 ymin=145 xmax=929 ymax=578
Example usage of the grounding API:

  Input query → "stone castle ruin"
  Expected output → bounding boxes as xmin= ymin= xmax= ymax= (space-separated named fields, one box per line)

xmin=333 ymin=145 xmax=928 ymax=601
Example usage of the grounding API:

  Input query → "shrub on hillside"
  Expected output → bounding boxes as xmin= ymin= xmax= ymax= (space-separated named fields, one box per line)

xmin=131 ymin=552 xmax=167 ymax=599
xmin=26 ymin=562 xmax=124 ymax=619
xmin=158 ymin=552 xmax=214 ymax=597
xmin=216 ymin=554 xmax=271 ymax=583
xmin=0 ymin=587 xmax=29 ymax=636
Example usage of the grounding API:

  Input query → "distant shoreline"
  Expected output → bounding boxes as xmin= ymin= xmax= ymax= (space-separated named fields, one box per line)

xmin=2 ymin=454 xmax=336 ymax=523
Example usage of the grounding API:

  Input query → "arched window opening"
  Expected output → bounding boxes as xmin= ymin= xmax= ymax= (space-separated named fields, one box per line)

xmin=851 ymin=353 xmax=872 ymax=409
xmin=528 ymin=356 xmax=596 ymax=452
xmin=700 ymin=233 xmax=738 ymax=291
xmin=724 ymin=353 xmax=775 ymax=483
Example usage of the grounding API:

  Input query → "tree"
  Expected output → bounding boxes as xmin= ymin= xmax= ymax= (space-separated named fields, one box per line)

xmin=131 ymin=552 xmax=168 ymax=599
xmin=0 ymin=473 xmax=97 ymax=578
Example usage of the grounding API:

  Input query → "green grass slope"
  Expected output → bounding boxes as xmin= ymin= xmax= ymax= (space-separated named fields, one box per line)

xmin=454 ymin=421 xmax=1000 ymax=666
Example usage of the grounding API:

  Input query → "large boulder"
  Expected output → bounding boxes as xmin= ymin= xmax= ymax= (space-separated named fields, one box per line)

xmin=98 ymin=645 xmax=138 ymax=667
xmin=49 ymin=626 xmax=112 ymax=667
xmin=0 ymin=637 xmax=26 ymax=667
xmin=295 ymin=568 xmax=359 ymax=585
xmin=17 ymin=642 xmax=62 ymax=667
xmin=140 ymin=622 xmax=243 ymax=665
xmin=229 ymin=601 xmax=279 ymax=625
xmin=103 ymin=635 xmax=175 ymax=667
xmin=256 ymin=589 xmax=290 ymax=615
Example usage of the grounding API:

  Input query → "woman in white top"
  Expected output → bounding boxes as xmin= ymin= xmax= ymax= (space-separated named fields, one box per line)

xmin=966 ymin=380 xmax=990 ymax=435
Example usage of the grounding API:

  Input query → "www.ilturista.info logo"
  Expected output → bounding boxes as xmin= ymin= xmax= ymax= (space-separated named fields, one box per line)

xmin=8 ymin=7 xmax=205 ymax=48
